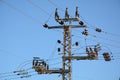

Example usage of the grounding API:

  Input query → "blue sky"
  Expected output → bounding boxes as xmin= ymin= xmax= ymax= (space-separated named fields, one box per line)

xmin=0 ymin=0 xmax=120 ymax=80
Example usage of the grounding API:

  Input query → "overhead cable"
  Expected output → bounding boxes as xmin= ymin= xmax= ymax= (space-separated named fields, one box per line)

xmin=0 ymin=0 xmax=40 ymax=23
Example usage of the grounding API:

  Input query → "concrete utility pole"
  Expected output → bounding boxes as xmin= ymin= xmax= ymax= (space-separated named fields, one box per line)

xmin=32 ymin=7 xmax=111 ymax=80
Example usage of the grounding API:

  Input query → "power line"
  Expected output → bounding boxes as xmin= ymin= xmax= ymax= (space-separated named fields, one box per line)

xmin=0 ymin=68 xmax=35 ymax=80
xmin=0 ymin=0 xmax=40 ymax=24
xmin=0 ymin=1 xmax=119 ymax=80
xmin=27 ymin=0 xmax=50 ymax=16
xmin=16 ymin=60 xmax=32 ymax=70
xmin=0 ymin=71 xmax=14 ymax=76
xmin=46 ymin=57 xmax=62 ymax=62
xmin=80 ymin=15 xmax=120 ymax=37
xmin=27 ymin=0 xmax=55 ymax=24
xmin=89 ymin=36 xmax=120 ymax=48
xmin=49 ymin=61 xmax=62 ymax=66
xmin=73 ymin=27 xmax=120 ymax=44
xmin=89 ymin=33 xmax=120 ymax=43
xmin=72 ymin=29 xmax=120 ymax=48
xmin=18 ymin=62 xmax=31 ymax=70
xmin=47 ymin=0 xmax=64 ymax=11
xmin=47 ymin=0 xmax=75 ymax=18
xmin=46 ymin=42 xmax=58 ymax=62
xmin=0 ymin=49 xmax=27 ymax=60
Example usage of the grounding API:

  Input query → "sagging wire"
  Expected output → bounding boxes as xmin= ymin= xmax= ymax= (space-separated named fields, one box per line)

xmin=27 ymin=0 xmax=55 ymax=25
xmin=17 ymin=61 xmax=32 ymax=70
xmin=27 ymin=0 xmax=64 ymax=34
xmin=16 ymin=60 xmax=32 ymax=70
xmin=44 ymin=11 xmax=54 ymax=24
xmin=0 ymin=67 xmax=36 ymax=80
xmin=46 ymin=42 xmax=58 ymax=62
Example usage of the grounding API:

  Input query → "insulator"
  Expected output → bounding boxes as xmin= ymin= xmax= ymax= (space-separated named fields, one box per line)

xmin=20 ymin=75 xmax=31 ymax=78
xmin=90 ymin=47 xmax=93 ymax=53
xmin=32 ymin=60 xmax=35 ymax=66
xmin=59 ymin=20 xmax=64 ymax=25
xmin=75 ymin=7 xmax=79 ymax=18
xmin=47 ymin=64 xmax=49 ymax=70
xmin=82 ymin=29 xmax=88 ymax=36
xmin=75 ymin=42 xmax=79 ymax=46
xmin=17 ymin=72 xmax=28 ymax=75
xmin=79 ymin=21 xmax=84 ymax=25
xmin=94 ymin=47 xmax=97 ymax=52
xmin=103 ymin=52 xmax=111 ymax=61
xmin=86 ymin=47 xmax=90 ymax=55
xmin=33 ymin=57 xmax=40 ymax=59
xmin=55 ymin=8 xmax=59 ymax=20
xmin=58 ymin=48 xmax=61 ymax=52
xmin=43 ymin=23 xmax=48 ymax=28
xmin=57 ymin=40 xmax=61 ymax=44
xmin=13 ymin=69 xmax=25 ymax=73
xmin=65 ymin=8 xmax=69 ymax=19
xmin=95 ymin=28 xmax=102 ymax=32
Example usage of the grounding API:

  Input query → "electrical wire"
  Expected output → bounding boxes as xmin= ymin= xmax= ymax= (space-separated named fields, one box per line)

xmin=47 ymin=42 xmax=58 ymax=61
xmin=27 ymin=0 xmax=55 ymax=25
xmin=0 ymin=71 xmax=14 ymax=76
xmin=72 ymin=34 xmax=120 ymax=61
xmin=72 ymin=29 xmax=120 ymax=48
xmin=91 ymin=38 xmax=120 ymax=48
xmin=47 ymin=0 xmax=75 ymax=18
xmin=73 ymin=28 xmax=120 ymax=44
xmin=90 ymin=26 xmax=120 ymax=37
xmin=17 ymin=60 xmax=32 ymax=70
xmin=27 ymin=0 xmax=50 ymax=16
xmin=53 ymin=74 xmax=61 ymax=80
xmin=45 ymin=11 xmax=54 ymax=23
xmin=88 ymin=34 xmax=120 ymax=48
xmin=18 ymin=62 xmax=32 ymax=70
xmin=1 ymin=73 xmax=37 ymax=80
xmin=0 ymin=0 xmax=40 ymax=24
xmin=72 ymin=46 xmax=85 ymax=54
xmin=0 ymin=67 xmax=35 ymax=80
xmin=80 ymin=15 xmax=120 ymax=37
xmin=1 ymin=1 xmax=120 ymax=79
xmin=49 ymin=61 xmax=62 ymax=66
xmin=0 ymin=49 xmax=26 ymax=60
xmin=103 ymin=31 xmax=120 ymax=37
xmin=46 ymin=57 xmax=61 ymax=62
xmin=89 ymin=33 xmax=120 ymax=43
xmin=72 ymin=31 xmax=120 ymax=61
xmin=0 ymin=74 xmax=17 ymax=79
xmin=47 ymin=0 xmax=64 ymax=11
xmin=2 ymin=76 xmax=20 ymax=80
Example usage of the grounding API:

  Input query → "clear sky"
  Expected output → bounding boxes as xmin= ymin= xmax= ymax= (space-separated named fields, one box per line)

xmin=0 ymin=0 xmax=120 ymax=80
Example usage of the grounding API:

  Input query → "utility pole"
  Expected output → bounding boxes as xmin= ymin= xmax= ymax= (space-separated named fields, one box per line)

xmin=32 ymin=7 xmax=111 ymax=80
